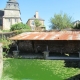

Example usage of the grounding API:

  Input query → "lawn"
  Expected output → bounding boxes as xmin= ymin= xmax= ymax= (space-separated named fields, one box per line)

xmin=2 ymin=59 xmax=80 ymax=80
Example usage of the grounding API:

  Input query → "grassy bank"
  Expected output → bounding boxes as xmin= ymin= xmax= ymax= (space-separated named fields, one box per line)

xmin=2 ymin=59 xmax=80 ymax=80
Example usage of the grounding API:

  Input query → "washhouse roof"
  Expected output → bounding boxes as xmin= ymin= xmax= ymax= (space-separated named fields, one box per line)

xmin=9 ymin=31 xmax=80 ymax=40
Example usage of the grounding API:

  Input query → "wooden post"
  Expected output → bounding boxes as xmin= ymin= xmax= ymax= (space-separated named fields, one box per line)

xmin=0 ymin=43 xmax=3 ymax=79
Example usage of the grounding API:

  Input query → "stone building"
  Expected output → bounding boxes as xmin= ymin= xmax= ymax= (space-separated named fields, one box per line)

xmin=0 ymin=43 xmax=3 ymax=79
xmin=9 ymin=31 xmax=80 ymax=59
xmin=0 ymin=0 xmax=21 ymax=30
xmin=26 ymin=11 xmax=45 ymax=31
xmin=73 ymin=20 xmax=80 ymax=27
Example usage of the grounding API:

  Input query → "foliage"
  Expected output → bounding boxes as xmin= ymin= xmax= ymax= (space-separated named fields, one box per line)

xmin=2 ymin=30 xmax=10 ymax=32
xmin=43 ymin=25 xmax=46 ymax=29
xmin=34 ymin=19 xmax=42 ymax=27
xmin=10 ymin=23 xmax=31 ymax=31
xmin=0 ymin=36 xmax=12 ymax=56
xmin=13 ymin=29 xmax=31 ymax=35
xmin=50 ymin=13 xmax=73 ymax=30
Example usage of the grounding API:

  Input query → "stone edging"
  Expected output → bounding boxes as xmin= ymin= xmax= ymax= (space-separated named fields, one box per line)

xmin=0 ymin=43 xmax=3 ymax=79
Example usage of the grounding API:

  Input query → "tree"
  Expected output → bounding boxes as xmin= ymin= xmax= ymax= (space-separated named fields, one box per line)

xmin=10 ymin=23 xmax=31 ymax=31
xmin=34 ymin=19 xmax=42 ymax=27
xmin=50 ymin=13 xmax=73 ymax=30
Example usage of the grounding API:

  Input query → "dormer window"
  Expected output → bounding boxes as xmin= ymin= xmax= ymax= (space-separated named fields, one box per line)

xmin=14 ymin=4 xmax=16 ymax=8
xmin=9 ymin=19 xmax=11 ymax=22
xmin=9 ymin=4 xmax=10 ymax=6
xmin=31 ymin=21 xmax=35 ymax=26
xmin=8 ymin=4 xmax=10 ymax=8
xmin=15 ymin=19 xmax=17 ymax=22
xmin=14 ymin=4 xmax=16 ymax=6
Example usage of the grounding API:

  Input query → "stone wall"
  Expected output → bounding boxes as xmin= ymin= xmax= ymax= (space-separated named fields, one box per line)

xmin=3 ymin=9 xmax=21 ymax=30
xmin=18 ymin=41 xmax=34 ymax=53
xmin=0 ymin=43 xmax=3 ymax=79
xmin=0 ymin=32 xmax=18 ymax=39
xmin=27 ymin=19 xmax=44 ymax=31
xmin=34 ymin=40 xmax=80 ymax=53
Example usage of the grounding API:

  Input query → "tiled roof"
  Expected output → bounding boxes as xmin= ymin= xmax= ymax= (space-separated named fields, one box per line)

xmin=29 ymin=17 xmax=44 ymax=21
xmin=9 ymin=31 xmax=80 ymax=40
xmin=73 ymin=20 xmax=80 ymax=24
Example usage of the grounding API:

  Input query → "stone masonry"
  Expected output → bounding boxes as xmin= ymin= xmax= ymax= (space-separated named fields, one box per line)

xmin=0 ymin=43 xmax=3 ymax=79
xmin=26 ymin=11 xmax=45 ymax=31
xmin=0 ymin=0 xmax=22 ymax=30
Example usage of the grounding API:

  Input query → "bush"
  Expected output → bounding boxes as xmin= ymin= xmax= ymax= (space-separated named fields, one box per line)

xmin=10 ymin=23 xmax=31 ymax=31
xmin=0 ymin=36 xmax=12 ymax=57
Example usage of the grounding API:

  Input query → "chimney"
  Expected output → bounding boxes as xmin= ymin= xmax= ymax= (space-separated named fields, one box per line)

xmin=35 ymin=11 xmax=39 ymax=18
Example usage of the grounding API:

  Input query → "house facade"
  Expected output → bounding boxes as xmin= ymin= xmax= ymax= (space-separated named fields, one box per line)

xmin=73 ymin=20 xmax=80 ymax=28
xmin=0 ymin=0 xmax=21 ymax=30
xmin=26 ymin=11 xmax=45 ymax=31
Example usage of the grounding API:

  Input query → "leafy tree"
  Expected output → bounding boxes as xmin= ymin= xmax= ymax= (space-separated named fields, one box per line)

xmin=10 ymin=23 xmax=31 ymax=31
xmin=50 ymin=13 xmax=73 ymax=30
xmin=34 ymin=19 xmax=42 ymax=27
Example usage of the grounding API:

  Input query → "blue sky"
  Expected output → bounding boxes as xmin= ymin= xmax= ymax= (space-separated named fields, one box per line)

xmin=1 ymin=0 xmax=80 ymax=29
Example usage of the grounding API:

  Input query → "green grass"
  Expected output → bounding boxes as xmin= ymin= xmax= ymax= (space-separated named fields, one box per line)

xmin=2 ymin=59 xmax=80 ymax=80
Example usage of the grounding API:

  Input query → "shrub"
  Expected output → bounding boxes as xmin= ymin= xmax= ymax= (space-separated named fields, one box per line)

xmin=0 ymin=36 xmax=12 ymax=57
xmin=10 ymin=23 xmax=31 ymax=31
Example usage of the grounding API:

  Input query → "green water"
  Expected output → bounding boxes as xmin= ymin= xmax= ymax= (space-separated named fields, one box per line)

xmin=3 ymin=59 xmax=63 ymax=80
xmin=2 ymin=59 xmax=80 ymax=80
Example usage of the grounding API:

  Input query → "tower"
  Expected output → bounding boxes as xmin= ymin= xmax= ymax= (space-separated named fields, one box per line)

xmin=3 ymin=0 xmax=21 ymax=30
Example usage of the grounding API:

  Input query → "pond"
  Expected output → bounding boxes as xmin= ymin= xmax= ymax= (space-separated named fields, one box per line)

xmin=2 ymin=59 xmax=80 ymax=80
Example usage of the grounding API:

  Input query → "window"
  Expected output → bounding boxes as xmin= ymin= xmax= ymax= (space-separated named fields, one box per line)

xmin=14 ymin=4 xmax=16 ymax=7
xmin=32 ymin=27 xmax=35 ymax=30
xmin=9 ymin=19 xmax=11 ymax=22
xmin=15 ymin=19 xmax=17 ymax=22
xmin=31 ymin=21 xmax=35 ymax=26
xmin=8 ymin=4 xmax=10 ymax=6
xmin=8 ymin=4 xmax=10 ymax=8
